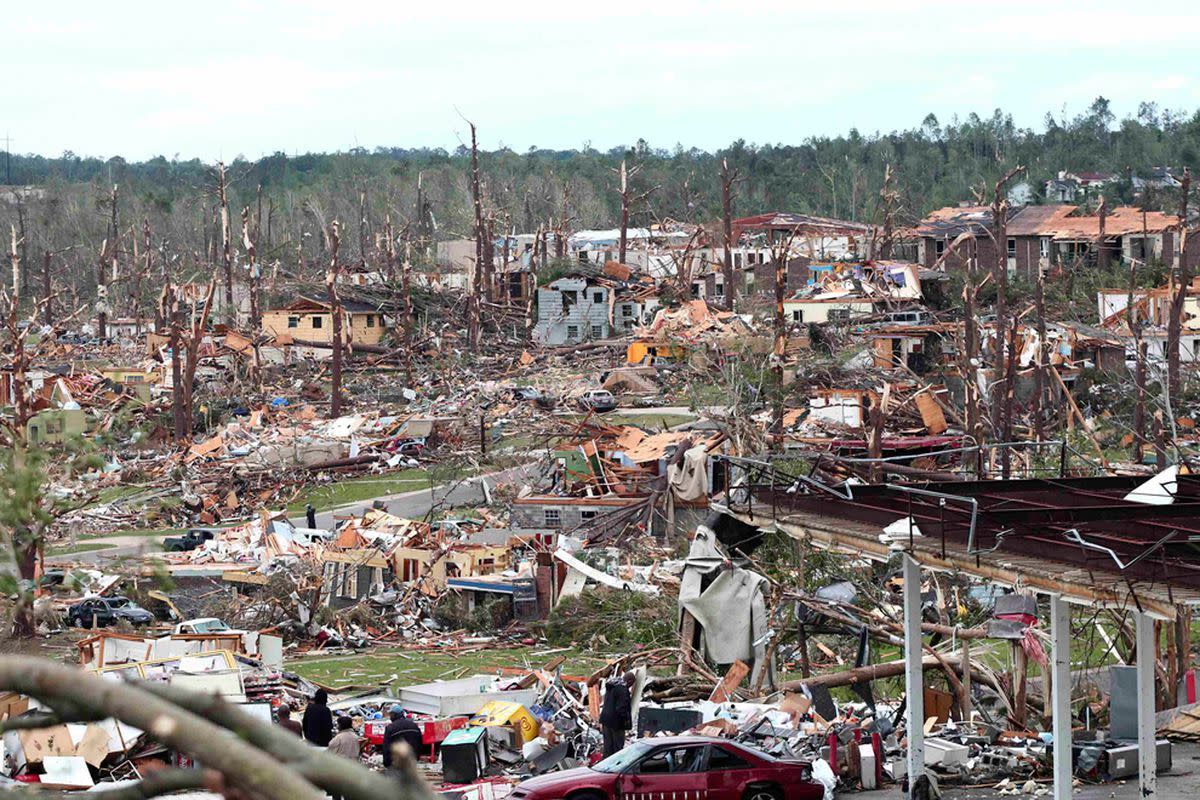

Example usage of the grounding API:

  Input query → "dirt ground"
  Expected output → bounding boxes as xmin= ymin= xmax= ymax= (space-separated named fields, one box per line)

xmin=855 ymin=741 xmax=1200 ymax=798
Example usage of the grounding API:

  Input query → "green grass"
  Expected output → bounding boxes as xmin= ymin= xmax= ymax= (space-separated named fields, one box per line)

xmin=287 ymin=645 xmax=611 ymax=690
xmin=284 ymin=468 xmax=450 ymax=513
xmin=79 ymin=527 xmax=185 ymax=542
xmin=47 ymin=542 xmax=116 ymax=556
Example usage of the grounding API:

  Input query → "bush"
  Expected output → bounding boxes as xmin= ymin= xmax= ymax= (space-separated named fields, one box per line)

xmin=539 ymin=588 xmax=676 ymax=651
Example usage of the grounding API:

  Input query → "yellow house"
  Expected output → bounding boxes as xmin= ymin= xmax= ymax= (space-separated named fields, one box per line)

xmin=261 ymin=297 xmax=387 ymax=346
xmin=391 ymin=544 xmax=511 ymax=589
xmin=100 ymin=367 xmax=154 ymax=402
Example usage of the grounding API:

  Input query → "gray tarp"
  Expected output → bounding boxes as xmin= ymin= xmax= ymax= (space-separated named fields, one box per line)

xmin=679 ymin=523 xmax=776 ymax=690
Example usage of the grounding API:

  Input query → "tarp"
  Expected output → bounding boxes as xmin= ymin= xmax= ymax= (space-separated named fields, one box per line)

xmin=679 ymin=521 xmax=774 ymax=690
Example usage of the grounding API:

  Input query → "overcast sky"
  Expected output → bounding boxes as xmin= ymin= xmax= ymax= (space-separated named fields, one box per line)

xmin=4 ymin=0 xmax=1199 ymax=162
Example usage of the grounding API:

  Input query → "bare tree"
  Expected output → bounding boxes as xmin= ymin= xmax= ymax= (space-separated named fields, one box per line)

xmin=326 ymin=221 xmax=345 ymax=418
xmin=1168 ymin=167 xmax=1193 ymax=405
xmin=719 ymin=158 xmax=742 ymax=311
xmin=214 ymin=162 xmax=236 ymax=323
xmin=467 ymin=121 xmax=484 ymax=349
xmin=614 ymin=159 xmax=655 ymax=265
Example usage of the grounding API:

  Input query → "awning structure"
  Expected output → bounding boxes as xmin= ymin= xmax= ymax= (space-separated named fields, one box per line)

xmin=726 ymin=472 xmax=1200 ymax=619
xmin=720 ymin=462 xmax=1200 ymax=799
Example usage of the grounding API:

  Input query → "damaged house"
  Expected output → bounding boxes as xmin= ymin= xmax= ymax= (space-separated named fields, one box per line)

xmin=532 ymin=270 xmax=659 ymax=346
xmin=261 ymin=297 xmax=387 ymax=346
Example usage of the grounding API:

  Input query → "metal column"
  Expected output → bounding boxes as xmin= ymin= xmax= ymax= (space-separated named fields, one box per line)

xmin=903 ymin=554 xmax=924 ymax=794
xmin=1136 ymin=611 xmax=1157 ymax=798
xmin=1049 ymin=594 xmax=1071 ymax=800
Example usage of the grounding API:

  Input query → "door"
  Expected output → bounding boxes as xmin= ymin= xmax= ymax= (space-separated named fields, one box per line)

xmin=619 ymin=744 xmax=708 ymax=800
xmin=704 ymin=743 xmax=755 ymax=800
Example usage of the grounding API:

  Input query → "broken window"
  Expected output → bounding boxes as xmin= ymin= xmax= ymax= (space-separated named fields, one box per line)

xmin=1007 ymin=238 xmax=1016 ymax=256
xmin=581 ymin=509 xmax=598 ymax=521
xmin=591 ymin=324 xmax=603 ymax=338
xmin=828 ymin=309 xmax=850 ymax=322
xmin=566 ymin=325 xmax=579 ymax=339
xmin=287 ymin=316 xmax=300 ymax=328
xmin=543 ymin=508 xmax=561 ymax=528
xmin=366 ymin=315 xmax=376 ymax=328
xmin=578 ymin=251 xmax=588 ymax=263
xmin=691 ymin=283 xmax=703 ymax=297
xmin=312 ymin=316 xmax=324 ymax=329
xmin=734 ymin=253 xmax=743 ymax=268
xmin=714 ymin=283 xmax=725 ymax=297
xmin=1040 ymin=237 xmax=1050 ymax=257
xmin=592 ymin=291 xmax=604 ymax=303
xmin=1130 ymin=237 xmax=1149 ymax=260
xmin=934 ymin=239 xmax=946 ymax=257
xmin=622 ymin=305 xmax=634 ymax=317
xmin=792 ymin=309 xmax=804 ymax=323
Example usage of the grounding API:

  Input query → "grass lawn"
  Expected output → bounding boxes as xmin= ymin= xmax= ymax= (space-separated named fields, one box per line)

xmin=606 ymin=413 xmax=697 ymax=430
xmin=81 ymin=527 xmax=185 ymax=541
xmin=285 ymin=468 xmax=453 ymax=513
xmin=47 ymin=542 xmax=117 ymax=556
xmin=287 ymin=645 xmax=613 ymax=691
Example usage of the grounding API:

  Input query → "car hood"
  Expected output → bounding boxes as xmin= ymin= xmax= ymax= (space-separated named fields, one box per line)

xmin=519 ymin=767 xmax=604 ymax=794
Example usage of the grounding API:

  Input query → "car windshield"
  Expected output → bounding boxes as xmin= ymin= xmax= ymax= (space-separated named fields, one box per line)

xmin=193 ymin=620 xmax=229 ymax=632
xmin=593 ymin=741 xmax=656 ymax=774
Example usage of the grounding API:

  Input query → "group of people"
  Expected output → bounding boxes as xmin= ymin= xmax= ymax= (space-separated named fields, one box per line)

xmin=277 ymin=689 xmax=424 ymax=771
xmin=273 ymin=671 xmax=635 ymax=776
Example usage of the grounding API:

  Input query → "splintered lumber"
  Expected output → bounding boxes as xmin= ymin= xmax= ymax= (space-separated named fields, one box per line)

xmin=708 ymin=660 xmax=750 ymax=703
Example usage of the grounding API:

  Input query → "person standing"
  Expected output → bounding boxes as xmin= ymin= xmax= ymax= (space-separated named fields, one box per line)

xmin=599 ymin=672 xmax=634 ymax=758
xmin=302 ymin=689 xmax=333 ymax=747
xmin=381 ymin=705 xmax=423 ymax=769
xmin=277 ymin=704 xmax=303 ymax=737
xmin=305 ymin=503 xmax=317 ymax=529
xmin=328 ymin=717 xmax=361 ymax=760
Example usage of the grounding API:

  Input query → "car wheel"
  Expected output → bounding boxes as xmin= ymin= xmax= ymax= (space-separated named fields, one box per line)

xmin=566 ymin=791 xmax=605 ymax=800
xmin=742 ymin=785 xmax=781 ymax=800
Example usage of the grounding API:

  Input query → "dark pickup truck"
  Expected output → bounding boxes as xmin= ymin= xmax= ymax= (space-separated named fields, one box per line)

xmin=163 ymin=528 xmax=218 ymax=552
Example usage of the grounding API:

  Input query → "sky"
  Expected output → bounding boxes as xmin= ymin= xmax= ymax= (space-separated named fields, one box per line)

xmin=3 ymin=0 xmax=1199 ymax=162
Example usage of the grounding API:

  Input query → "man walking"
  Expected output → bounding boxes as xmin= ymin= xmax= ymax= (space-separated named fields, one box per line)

xmin=382 ymin=705 xmax=423 ymax=769
xmin=599 ymin=672 xmax=634 ymax=758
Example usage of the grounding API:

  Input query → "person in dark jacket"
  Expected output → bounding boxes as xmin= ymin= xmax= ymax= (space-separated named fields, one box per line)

xmin=302 ymin=689 xmax=334 ymax=746
xmin=599 ymin=671 xmax=634 ymax=757
xmin=382 ymin=705 xmax=423 ymax=768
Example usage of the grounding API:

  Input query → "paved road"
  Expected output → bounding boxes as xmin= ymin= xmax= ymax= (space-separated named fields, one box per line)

xmin=46 ymin=462 xmax=543 ymax=565
xmin=289 ymin=461 xmax=541 ymax=529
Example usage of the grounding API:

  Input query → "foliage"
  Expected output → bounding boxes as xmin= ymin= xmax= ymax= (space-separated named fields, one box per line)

xmin=4 ymin=98 xmax=1199 ymax=318
xmin=540 ymin=588 xmax=676 ymax=651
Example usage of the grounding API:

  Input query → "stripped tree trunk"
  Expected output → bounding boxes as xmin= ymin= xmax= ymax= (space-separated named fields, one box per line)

xmin=720 ymin=158 xmax=739 ymax=311
xmin=468 ymin=122 xmax=483 ymax=350
xmin=41 ymin=249 xmax=52 ymax=326
xmin=218 ymin=162 xmax=234 ymax=322
xmin=618 ymin=159 xmax=630 ymax=265
xmin=326 ymin=222 xmax=344 ymax=418
xmin=1168 ymin=168 xmax=1192 ymax=406
xmin=242 ymin=207 xmax=263 ymax=388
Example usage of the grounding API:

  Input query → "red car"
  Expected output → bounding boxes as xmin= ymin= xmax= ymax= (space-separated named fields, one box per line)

xmin=510 ymin=736 xmax=824 ymax=800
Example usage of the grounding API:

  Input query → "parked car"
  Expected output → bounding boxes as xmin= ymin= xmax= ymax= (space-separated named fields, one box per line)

xmin=576 ymin=389 xmax=618 ymax=413
xmin=174 ymin=617 xmax=235 ymax=635
xmin=510 ymin=737 xmax=823 ymax=800
xmin=67 ymin=596 xmax=154 ymax=628
xmin=163 ymin=528 xmax=218 ymax=552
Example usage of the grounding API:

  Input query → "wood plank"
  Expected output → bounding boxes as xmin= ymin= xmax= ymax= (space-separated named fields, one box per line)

xmin=708 ymin=660 xmax=750 ymax=703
